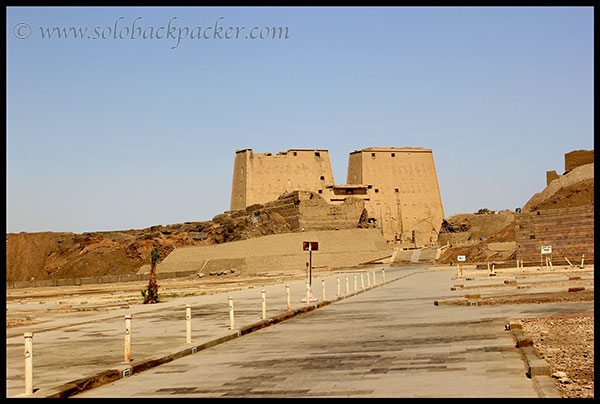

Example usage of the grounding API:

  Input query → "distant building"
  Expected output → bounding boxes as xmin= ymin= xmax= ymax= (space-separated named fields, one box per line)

xmin=230 ymin=147 xmax=444 ymax=247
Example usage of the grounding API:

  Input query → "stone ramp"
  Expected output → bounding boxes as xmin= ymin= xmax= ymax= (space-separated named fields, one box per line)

xmin=392 ymin=246 xmax=443 ymax=264
xmin=138 ymin=229 xmax=392 ymax=275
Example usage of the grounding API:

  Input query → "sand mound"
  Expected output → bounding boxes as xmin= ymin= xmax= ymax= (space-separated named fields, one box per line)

xmin=523 ymin=163 xmax=594 ymax=212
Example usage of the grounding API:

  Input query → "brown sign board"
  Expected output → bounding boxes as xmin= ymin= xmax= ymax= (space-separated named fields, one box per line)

xmin=303 ymin=241 xmax=319 ymax=251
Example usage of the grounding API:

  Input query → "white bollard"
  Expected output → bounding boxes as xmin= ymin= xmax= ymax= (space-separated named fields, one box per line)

xmin=360 ymin=273 xmax=365 ymax=290
xmin=228 ymin=297 xmax=235 ymax=330
xmin=124 ymin=315 xmax=132 ymax=363
xmin=321 ymin=279 xmax=326 ymax=301
xmin=286 ymin=284 xmax=291 ymax=311
xmin=354 ymin=274 xmax=358 ymax=292
xmin=367 ymin=272 xmax=371 ymax=288
xmin=382 ymin=268 xmax=385 ymax=283
xmin=261 ymin=290 xmax=266 ymax=320
xmin=337 ymin=277 xmax=341 ymax=297
xmin=185 ymin=304 xmax=192 ymax=344
xmin=581 ymin=254 xmax=585 ymax=268
xmin=306 ymin=281 xmax=310 ymax=306
xmin=373 ymin=271 xmax=377 ymax=286
xmin=24 ymin=332 xmax=33 ymax=395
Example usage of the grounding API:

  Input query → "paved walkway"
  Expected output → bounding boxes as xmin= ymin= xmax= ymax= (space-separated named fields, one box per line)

xmin=6 ymin=265 xmax=593 ymax=398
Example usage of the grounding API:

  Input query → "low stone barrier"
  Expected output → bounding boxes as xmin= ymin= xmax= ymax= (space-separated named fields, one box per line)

xmin=6 ymin=270 xmax=200 ymax=290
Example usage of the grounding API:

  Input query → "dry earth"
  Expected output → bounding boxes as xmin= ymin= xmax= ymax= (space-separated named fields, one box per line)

xmin=522 ymin=317 xmax=594 ymax=398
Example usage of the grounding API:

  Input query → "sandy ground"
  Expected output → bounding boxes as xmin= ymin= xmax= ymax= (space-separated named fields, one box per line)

xmin=6 ymin=263 xmax=594 ymax=398
xmin=522 ymin=317 xmax=594 ymax=398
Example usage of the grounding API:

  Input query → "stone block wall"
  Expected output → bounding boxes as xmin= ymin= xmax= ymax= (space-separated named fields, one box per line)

xmin=230 ymin=149 xmax=334 ymax=210
xmin=515 ymin=205 xmax=594 ymax=263
xmin=564 ymin=150 xmax=594 ymax=172
xmin=546 ymin=170 xmax=560 ymax=186
xmin=347 ymin=147 xmax=444 ymax=246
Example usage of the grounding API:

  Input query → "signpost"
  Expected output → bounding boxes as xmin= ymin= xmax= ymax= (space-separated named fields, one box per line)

xmin=540 ymin=246 xmax=552 ymax=270
xmin=302 ymin=242 xmax=319 ymax=302
xmin=457 ymin=255 xmax=465 ymax=276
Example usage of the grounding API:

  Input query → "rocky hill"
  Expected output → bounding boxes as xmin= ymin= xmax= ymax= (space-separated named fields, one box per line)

xmin=6 ymin=191 xmax=368 ymax=282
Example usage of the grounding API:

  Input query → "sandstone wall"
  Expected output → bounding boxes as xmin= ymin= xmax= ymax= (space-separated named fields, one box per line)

xmin=515 ymin=205 xmax=594 ymax=264
xmin=565 ymin=149 xmax=594 ymax=172
xmin=546 ymin=170 xmax=560 ymax=186
xmin=255 ymin=191 xmax=365 ymax=232
xmin=230 ymin=147 xmax=445 ymax=246
xmin=346 ymin=147 xmax=444 ymax=246
xmin=230 ymin=149 xmax=334 ymax=210
xmin=143 ymin=228 xmax=392 ymax=275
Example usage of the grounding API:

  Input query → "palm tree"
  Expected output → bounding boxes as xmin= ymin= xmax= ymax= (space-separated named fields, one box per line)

xmin=142 ymin=248 xmax=160 ymax=304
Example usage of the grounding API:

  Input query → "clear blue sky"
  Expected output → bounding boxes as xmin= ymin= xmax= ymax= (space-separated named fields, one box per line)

xmin=6 ymin=6 xmax=594 ymax=234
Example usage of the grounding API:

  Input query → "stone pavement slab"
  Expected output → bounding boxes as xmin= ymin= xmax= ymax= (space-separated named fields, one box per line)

xmin=7 ymin=265 xmax=593 ymax=398
xmin=74 ymin=267 xmax=592 ymax=398
xmin=6 ymin=266 xmax=397 ymax=397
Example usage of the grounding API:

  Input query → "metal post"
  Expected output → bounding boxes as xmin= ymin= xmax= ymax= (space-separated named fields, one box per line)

xmin=337 ymin=277 xmax=341 ymax=297
xmin=24 ymin=332 xmax=33 ymax=395
xmin=345 ymin=275 xmax=349 ymax=295
xmin=564 ymin=256 xmax=573 ymax=267
xmin=354 ymin=274 xmax=358 ymax=292
xmin=373 ymin=271 xmax=377 ymax=286
xmin=261 ymin=290 xmax=266 ymax=320
xmin=382 ymin=268 xmax=385 ymax=283
xmin=124 ymin=315 xmax=132 ymax=363
xmin=286 ymin=284 xmax=291 ymax=311
xmin=360 ymin=273 xmax=365 ymax=290
xmin=581 ymin=254 xmax=585 ymax=268
xmin=185 ymin=304 xmax=192 ymax=344
xmin=367 ymin=272 xmax=371 ymax=288
xmin=321 ymin=279 xmax=326 ymax=301
xmin=228 ymin=297 xmax=235 ymax=330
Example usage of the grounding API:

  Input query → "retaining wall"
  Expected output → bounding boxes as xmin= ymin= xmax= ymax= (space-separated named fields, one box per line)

xmin=515 ymin=205 xmax=594 ymax=263
xmin=6 ymin=270 xmax=198 ymax=290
